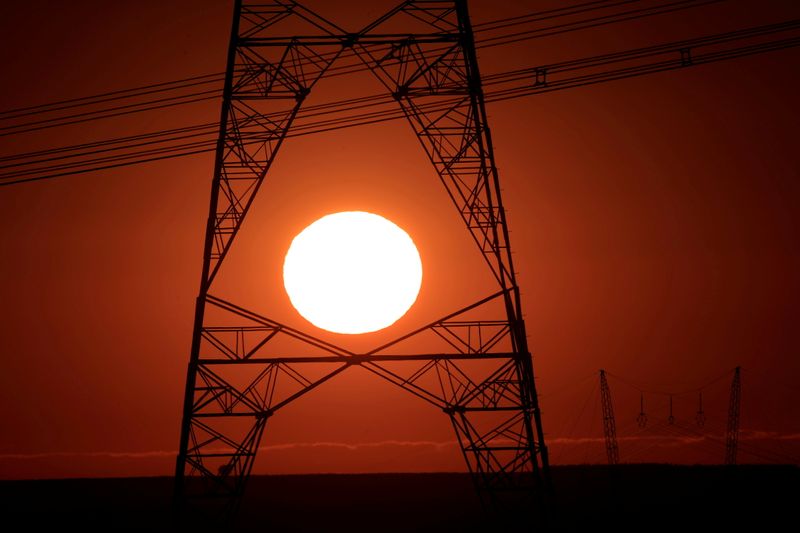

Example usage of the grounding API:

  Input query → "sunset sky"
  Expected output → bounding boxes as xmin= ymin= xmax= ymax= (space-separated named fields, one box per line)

xmin=1 ymin=0 xmax=799 ymax=479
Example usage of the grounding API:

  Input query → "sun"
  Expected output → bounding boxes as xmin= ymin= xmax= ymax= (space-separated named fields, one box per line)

xmin=283 ymin=211 xmax=423 ymax=334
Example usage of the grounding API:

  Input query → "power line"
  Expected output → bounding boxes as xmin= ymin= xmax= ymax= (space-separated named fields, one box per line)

xmin=472 ymin=0 xmax=640 ymax=32
xmin=0 ymin=90 xmax=220 ymax=137
xmin=2 ymin=16 xmax=797 ymax=186
xmin=0 ymin=0 xmax=723 ymax=133
xmin=0 ymin=122 xmax=218 ymax=164
xmin=478 ymin=0 xmax=726 ymax=49
xmin=0 ymin=73 xmax=226 ymax=122
xmin=605 ymin=368 xmax=738 ymax=397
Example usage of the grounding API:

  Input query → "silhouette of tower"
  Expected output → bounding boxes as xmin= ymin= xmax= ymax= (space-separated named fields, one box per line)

xmin=599 ymin=369 xmax=619 ymax=465
xmin=725 ymin=366 xmax=741 ymax=465
xmin=636 ymin=392 xmax=647 ymax=428
xmin=173 ymin=0 xmax=550 ymax=521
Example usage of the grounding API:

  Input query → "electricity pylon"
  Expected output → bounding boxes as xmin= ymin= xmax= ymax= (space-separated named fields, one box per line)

xmin=599 ymin=369 xmax=619 ymax=465
xmin=174 ymin=0 xmax=550 ymax=521
xmin=725 ymin=366 xmax=741 ymax=465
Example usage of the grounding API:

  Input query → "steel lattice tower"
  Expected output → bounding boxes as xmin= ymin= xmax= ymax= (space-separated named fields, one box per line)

xmin=598 ymin=369 xmax=619 ymax=465
xmin=725 ymin=366 xmax=741 ymax=465
xmin=174 ymin=0 xmax=550 ymax=521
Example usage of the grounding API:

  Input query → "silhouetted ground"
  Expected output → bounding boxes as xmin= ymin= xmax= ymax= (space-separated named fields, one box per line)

xmin=0 ymin=465 xmax=797 ymax=531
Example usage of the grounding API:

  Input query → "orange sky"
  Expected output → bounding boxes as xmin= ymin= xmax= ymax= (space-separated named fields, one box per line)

xmin=1 ymin=0 xmax=799 ymax=479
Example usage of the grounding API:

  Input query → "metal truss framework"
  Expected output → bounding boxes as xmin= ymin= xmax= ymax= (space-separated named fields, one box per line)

xmin=175 ymin=0 xmax=550 ymax=521
xmin=725 ymin=366 xmax=741 ymax=465
xmin=598 ymin=369 xmax=619 ymax=465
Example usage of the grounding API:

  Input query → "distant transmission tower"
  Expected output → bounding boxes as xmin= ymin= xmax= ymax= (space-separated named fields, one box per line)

xmin=599 ymin=370 xmax=619 ymax=465
xmin=725 ymin=366 xmax=741 ymax=465
xmin=174 ymin=0 xmax=550 ymax=522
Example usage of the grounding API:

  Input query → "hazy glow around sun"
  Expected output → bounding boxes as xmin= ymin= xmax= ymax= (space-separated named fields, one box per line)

xmin=283 ymin=211 xmax=423 ymax=334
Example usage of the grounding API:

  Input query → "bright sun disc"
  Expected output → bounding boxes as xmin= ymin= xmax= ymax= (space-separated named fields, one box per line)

xmin=283 ymin=211 xmax=423 ymax=334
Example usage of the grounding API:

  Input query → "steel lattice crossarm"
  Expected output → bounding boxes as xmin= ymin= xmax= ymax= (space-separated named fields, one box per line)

xmin=174 ymin=0 xmax=550 ymax=524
